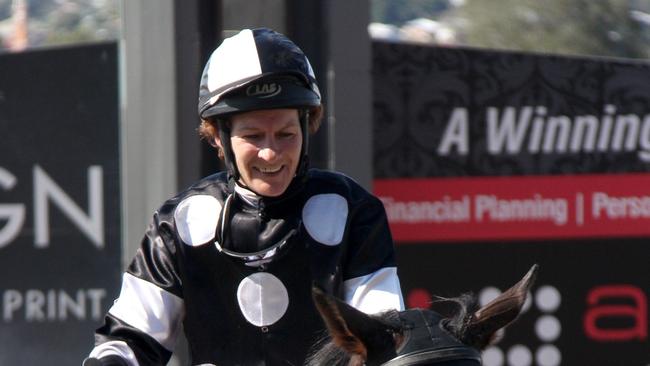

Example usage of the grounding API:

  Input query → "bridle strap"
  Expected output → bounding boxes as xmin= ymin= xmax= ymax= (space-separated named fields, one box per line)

xmin=381 ymin=347 xmax=481 ymax=366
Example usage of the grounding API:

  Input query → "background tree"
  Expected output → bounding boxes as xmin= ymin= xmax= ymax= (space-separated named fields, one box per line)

xmin=446 ymin=0 xmax=649 ymax=59
xmin=372 ymin=0 xmax=451 ymax=25
xmin=0 ymin=0 xmax=119 ymax=51
xmin=371 ymin=0 xmax=650 ymax=60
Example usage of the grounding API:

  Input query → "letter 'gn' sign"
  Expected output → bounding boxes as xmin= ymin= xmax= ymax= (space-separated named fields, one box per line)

xmin=0 ymin=43 xmax=121 ymax=364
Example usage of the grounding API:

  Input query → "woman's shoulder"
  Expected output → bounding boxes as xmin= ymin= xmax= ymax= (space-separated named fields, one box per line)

xmin=305 ymin=169 xmax=376 ymax=203
xmin=307 ymin=168 xmax=358 ymax=187
xmin=158 ymin=171 xmax=230 ymax=212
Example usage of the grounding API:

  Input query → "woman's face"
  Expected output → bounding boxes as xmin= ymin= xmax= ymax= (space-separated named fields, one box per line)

xmin=219 ymin=108 xmax=302 ymax=197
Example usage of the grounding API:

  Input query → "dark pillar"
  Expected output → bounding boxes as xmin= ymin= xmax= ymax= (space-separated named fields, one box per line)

xmin=175 ymin=0 xmax=223 ymax=187
xmin=286 ymin=0 xmax=331 ymax=171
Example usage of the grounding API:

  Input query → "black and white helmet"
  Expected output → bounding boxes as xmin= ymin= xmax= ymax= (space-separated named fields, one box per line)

xmin=198 ymin=28 xmax=321 ymax=184
xmin=198 ymin=27 xmax=321 ymax=119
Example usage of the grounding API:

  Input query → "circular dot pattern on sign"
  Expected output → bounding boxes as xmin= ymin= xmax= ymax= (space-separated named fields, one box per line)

xmin=237 ymin=272 xmax=289 ymax=327
xmin=536 ymin=345 xmax=561 ymax=366
xmin=302 ymin=193 xmax=348 ymax=245
xmin=535 ymin=315 xmax=561 ymax=342
xmin=479 ymin=282 xmax=563 ymax=366
xmin=507 ymin=345 xmax=532 ymax=366
xmin=174 ymin=195 xmax=222 ymax=246
xmin=479 ymin=286 xmax=501 ymax=306
xmin=482 ymin=346 xmax=505 ymax=366
xmin=535 ymin=286 xmax=561 ymax=312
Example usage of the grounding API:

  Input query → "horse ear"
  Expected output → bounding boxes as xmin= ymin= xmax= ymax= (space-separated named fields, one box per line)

xmin=311 ymin=286 xmax=396 ymax=362
xmin=464 ymin=264 xmax=539 ymax=349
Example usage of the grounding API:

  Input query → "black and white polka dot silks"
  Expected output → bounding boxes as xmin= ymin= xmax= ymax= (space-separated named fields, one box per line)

xmin=89 ymin=170 xmax=403 ymax=365
xmin=172 ymin=190 xmax=388 ymax=326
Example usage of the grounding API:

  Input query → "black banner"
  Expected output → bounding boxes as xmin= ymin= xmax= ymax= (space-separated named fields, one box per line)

xmin=373 ymin=41 xmax=650 ymax=365
xmin=396 ymin=240 xmax=648 ymax=366
xmin=0 ymin=43 xmax=121 ymax=364
xmin=373 ymin=42 xmax=650 ymax=178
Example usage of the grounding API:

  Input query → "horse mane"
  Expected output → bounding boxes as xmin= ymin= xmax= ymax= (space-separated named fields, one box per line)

xmin=305 ymin=295 xmax=479 ymax=366
xmin=305 ymin=334 xmax=351 ymax=366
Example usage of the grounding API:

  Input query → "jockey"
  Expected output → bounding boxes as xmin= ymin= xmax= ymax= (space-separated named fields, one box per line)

xmin=84 ymin=27 xmax=404 ymax=366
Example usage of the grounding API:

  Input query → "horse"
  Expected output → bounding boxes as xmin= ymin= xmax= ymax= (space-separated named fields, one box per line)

xmin=306 ymin=264 xmax=539 ymax=366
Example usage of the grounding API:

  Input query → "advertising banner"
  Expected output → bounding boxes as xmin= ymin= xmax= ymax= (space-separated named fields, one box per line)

xmin=373 ymin=41 xmax=650 ymax=365
xmin=396 ymin=241 xmax=648 ymax=366
xmin=0 ymin=43 xmax=121 ymax=364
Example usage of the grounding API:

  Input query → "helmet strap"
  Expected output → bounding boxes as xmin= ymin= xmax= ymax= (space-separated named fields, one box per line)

xmin=216 ymin=119 xmax=240 ymax=182
xmin=296 ymin=108 xmax=310 ymax=179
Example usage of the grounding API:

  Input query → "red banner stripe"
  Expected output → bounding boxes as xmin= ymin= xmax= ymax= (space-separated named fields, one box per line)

xmin=374 ymin=174 xmax=650 ymax=242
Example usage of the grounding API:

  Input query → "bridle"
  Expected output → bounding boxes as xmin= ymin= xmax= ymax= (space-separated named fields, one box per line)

xmin=375 ymin=309 xmax=481 ymax=366
xmin=381 ymin=347 xmax=481 ymax=366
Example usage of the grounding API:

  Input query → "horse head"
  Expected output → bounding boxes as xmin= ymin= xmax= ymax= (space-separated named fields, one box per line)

xmin=307 ymin=264 xmax=539 ymax=366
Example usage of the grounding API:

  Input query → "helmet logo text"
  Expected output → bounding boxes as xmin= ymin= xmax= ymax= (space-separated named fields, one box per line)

xmin=246 ymin=83 xmax=282 ymax=98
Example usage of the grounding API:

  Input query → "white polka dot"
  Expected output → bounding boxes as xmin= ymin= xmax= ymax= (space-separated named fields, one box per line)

xmin=479 ymin=287 xmax=501 ymax=306
xmin=237 ymin=272 xmax=289 ymax=327
xmin=507 ymin=345 xmax=532 ymax=366
xmin=535 ymin=315 xmax=561 ymax=342
xmin=536 ymin=345 xmax=561 ymax=366
xmin=302 ymin=194 xmax=348 ymax=245
xmin=482 ymin=346 xmax=504 ymax=366
xmin=535 ymin=286 xmax=561 ymax=312
xmin=174 ymin=195 xmax=222 ymax=246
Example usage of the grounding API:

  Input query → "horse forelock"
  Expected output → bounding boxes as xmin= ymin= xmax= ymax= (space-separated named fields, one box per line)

xmin=436 ymin=292 xmax=480 ymax=343
xmin=305 ymin=309 xmax=402 ymax=366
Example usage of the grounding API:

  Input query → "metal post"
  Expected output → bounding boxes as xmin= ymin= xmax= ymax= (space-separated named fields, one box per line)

xmin=120 ymin=0 xmax=177 ymax=266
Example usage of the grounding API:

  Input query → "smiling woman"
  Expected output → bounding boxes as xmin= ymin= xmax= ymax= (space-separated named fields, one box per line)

xmin=85 ymin=28 xmax=405 ymax=366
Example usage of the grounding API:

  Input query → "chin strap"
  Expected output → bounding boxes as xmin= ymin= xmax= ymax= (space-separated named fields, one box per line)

xmin=296 ymin=109 xmax=310 ymax=178
xmin=214 ymin=190 xmax=302 ymax=267
xmin=216 ymin=118 xmax=240 ymax=182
